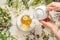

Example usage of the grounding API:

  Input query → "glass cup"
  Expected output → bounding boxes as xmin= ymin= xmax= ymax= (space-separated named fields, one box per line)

xmin=33 ymin=5 xmax=49 ymax=21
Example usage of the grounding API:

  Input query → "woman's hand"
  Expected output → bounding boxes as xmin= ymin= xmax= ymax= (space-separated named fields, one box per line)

xmin=40 ymin=21 xmax=60 ymax=39
xmin=39 ymin=2 xmax=60 ymax=39
xmin=47 ymin=2 xmax=60 ymax=11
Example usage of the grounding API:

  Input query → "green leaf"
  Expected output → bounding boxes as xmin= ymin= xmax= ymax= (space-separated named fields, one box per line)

xmin=22 ymin=0 xmax=29 ymax=9
xmin=26 ymin=37 xmax=29 ymax=40
xmin=45 ymin=0 xmax=53 ymax=5
xmin=0 ymin=33 xmax=7 ymax=40
xmin=7 ymin=0 xmax=12 ymax=7
xmin=15 ymin=0 xmax=19 ymax=9
xmin=31 ymin=0 xmax=41 ymax=6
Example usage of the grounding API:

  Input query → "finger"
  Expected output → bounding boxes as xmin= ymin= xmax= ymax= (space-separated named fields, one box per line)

xmin=47 ymin=2 xmax=55 ymax=7
xmin=46 ymin=7 xmax=55 ymax=12
xmin=40 ymin=21 xmax=58 ymax=34
xmin=46 ymin=2 xmax=56 ymax=12
xmin=56 ymin=29 xmax=60 ymax=38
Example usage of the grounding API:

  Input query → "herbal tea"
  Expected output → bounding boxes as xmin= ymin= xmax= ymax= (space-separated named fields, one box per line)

xmin=21 ymin=15 xmax=32 ymax=27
